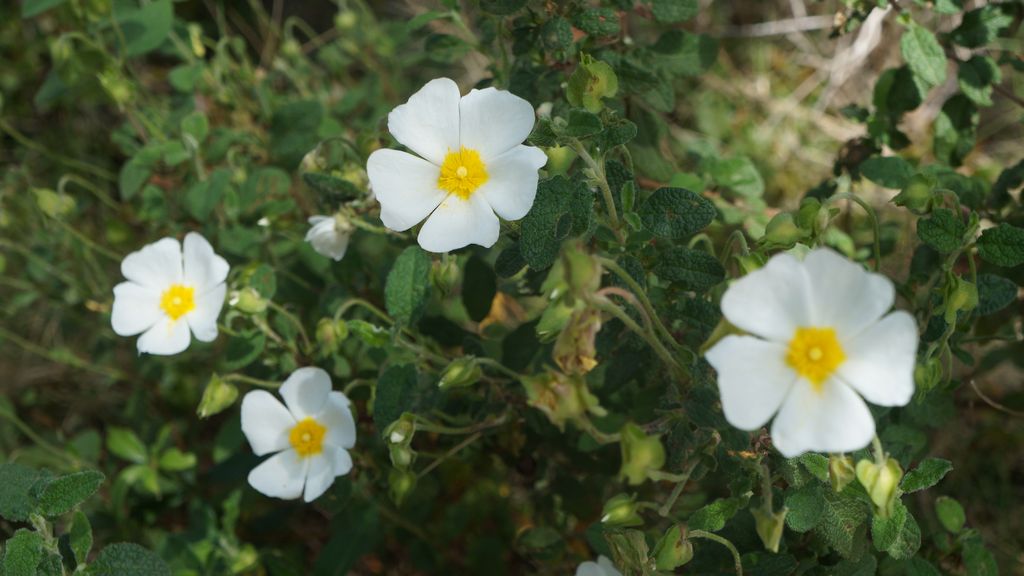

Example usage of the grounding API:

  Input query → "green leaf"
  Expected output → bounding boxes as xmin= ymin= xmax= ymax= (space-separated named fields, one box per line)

xmin=118 ymin=156 xmax=153 ymax=201
xmin=158 ymin=448 xmax=196 ymax=472
xmin=900 ymin=23 xmax=946 ymax=88
xmin=784 ymin=483 xmax=825 ymax=533
xmin=565 ymin=109 xmax=603 ymax=138
xmin=638 ymin=187 xmax=716 ymax=240
xmin=813 ymin=490 xmax=867 ymax=558
xmin=901 ymin=458 xmax=952 ymax=493
xmin=654 ymin=248 xmax=725 ymax=292
xmin=705 ymin=156 xmax=764 ymax=198
xmin=180 ymin=111 xmax=209 ymax=143
xmin=950 ymin=5 xmax=1014 ymax=48
xmin=2 ymin=529 xmax=43 ymax=576
xmin=991 ymin=160 xmax=1024 ymax=209
xmin=373 ymin=365 xmax=418 ymax=433
xmin=916 ymin=209 xmax=965 ymax=253
xmin=115 ymin=0 xmax=174 ymax=57
xmin=223 ymin=331 xmax=266 ymax=371
xmin=860 ymin=156 xmax=915 ymax=189
xmin=68 ymin=511 xmax=93 ymax=566
xmin=958 ymin=56 xmax=1001 ymax=107
xmin=462 ymin=256 xmax=496 ymax=323
xmin=184 ymin=168 xmax=231 ymax=222
xmin=106 ymin=428 xmax=148 ymax=464
xmin=650 ymin=0 xmax=699 ymax=23
xmin=961 ymin=533 xmax=998 ymax=576
xmin=302 ymin=173 xmax=362 ymax=204
xmin=21 ymin=0 xmax=67 ymax=18
xmin=934 ymin=495 xmax=965 ymax=533
xmin=650 ymin=30 xmax=718 ymax=77
xmin=478 ymin=0 xmax=525 ymax=16
xmin=85 ymin=543 xmax=170 ymax=576
xmin=933 ymin=95 xmax=978 ymax=167
xmin=36 ymin=470 xmax=104 ymax=517
xmin=385 ymin=246 xmax=432 ymax=326
xmin=196 ymin=373 xmax=239 ymax=419
xmin=348 ymin=320 xmax=389 ymax=348
xmin=0 ymin=463 xmax=43 ymax=522
xmin=540 ymin=17 xmax=572 ymax=52
xmin=312 ymin=502 xmax=380 ymax=576
xmin=688 ymin=494 xmax=749 ymax=532
xmin=874 ymin=501 xmax=921 ymax=560
xmin=977 ymin=223 xmax=1024 ymax=268
xmin=976 ymin=274 xmax=1017 ymax=316
xmin=575 ymin=8 xmax=620 ymax=37
xmin=520 ymin=176 xmax=592 ymax=270
xmin=270 ymin=100 xmax=324 ymax=170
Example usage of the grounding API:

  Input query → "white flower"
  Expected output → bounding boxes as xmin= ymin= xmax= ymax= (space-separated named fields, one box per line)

xmin=367 ymin=77 xmax=548 ymax=253
xmin=111 ymin=232 xmax=228 ymax=356
xmin=305 ymin=215 xmax=353 ymax=261
xmin=240 ymin=367 xmax=356 ymax=502
xmin=705 ymin=248 xmax=918 ymax=458
xmin=576 ymin=556 xmax=622 ymax=576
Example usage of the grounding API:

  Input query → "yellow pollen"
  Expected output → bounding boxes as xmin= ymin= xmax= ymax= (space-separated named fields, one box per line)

xmin=438 ymin=146 xmax=488 ymax=200
xmin=289 ymin=417 xmax=327 ymax=457
xmin=159 ymin=284 xmax=196 ymax=320
xmin=786 ymin=327 xmax=846 ymax=390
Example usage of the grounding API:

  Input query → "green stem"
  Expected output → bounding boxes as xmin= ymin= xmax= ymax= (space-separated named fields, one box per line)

xmin=598 ymin=257 xmax=682 ymax=354
xmin=267 ymin=300 xmax=312 ymax=352
xmin=0 ymin=121 xmax=115 ymax=181
xmin=57 ymin=174 xmax=120 ymax=210
xmin=577 ymin=414 xmax=621 ymax=445
xmin=0 ymin=325 xmax=125 ymax=380
xmin=0 ymin=405 xmax=83 ymax=468
xmin=826 ymin=192 xmax=881 ymax=271
xmin=570 ymin=138 xmax=621 ymax=231
xmin=689 ymin=531 xmax=744 ymax=576
xmin=593 ymin=298 xmax=688 ymax=384
xmin=413 ymin=412 xmax=509 ymax=436
xmin=872 ymin=435 xmax=886 ymax=466
xmin=476 ymin=357 xmax=523 ymax=379
xmin=417 ymin=431 xmax=483 ymax=479
xmin=222 ymin=373 xmax=281 ymax=389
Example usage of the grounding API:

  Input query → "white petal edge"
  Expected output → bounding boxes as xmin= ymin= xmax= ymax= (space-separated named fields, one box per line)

xmin=367 ymin=149 xmax=446 ymax=232
xmin=319 ymin=391 xmax=357 ymax=450
xmin=305 ymin=217 xmax=350 ymax=261
xmin=597 ymin=556 xmax=623 ymax=576
xmin=120 ymin=237 xmax=183 ymax=291
xmin=136 ymin=317 xmax=191 ymax=356
xmin=837 ymin=311 xmax=918 ymax=407
xmin=303 ymin=446 xmax=353 ymax=502
xmin=182 ymin=232 xmax=230 ymax=292
xmin=240 ymin=390 xmax=296 ymax=456
xmin=705 ymin=335 xmax=796 ymax=431
xmin=247 ymin=448 xmax=307 ymax=500
xmin=417 ymin=193 xmax=499 ymax=253
xmin=111 ymin=282 xmax=161 ymax=336
xmin=575 ymin=562 xmax=603 ymax=576
xmin=459 ymin=86 xmax=537 ymax=161
xmin=280 ymin=367 xmax=333 ymax=420
xmin=803 ymin=248 xmax=895 ymax=340
xmin=187 ymin=283 xmax=226 ymax=343
xmin=387 ymin=77 xmax=461 ymax=166
xmin=770 ymin=378 xmax=875 ymax=458
xmin=478 ymin=145 xmax=547 ymax=221
xmin=720 ymin=252 xmax=814 ymax=342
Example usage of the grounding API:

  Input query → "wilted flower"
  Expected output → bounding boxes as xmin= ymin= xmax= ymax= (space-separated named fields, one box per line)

xmin=576 ymin=556 xmax=622 ymax=576
xmin=367 ymin=78 xmax=547 ymax=253
xmin=521 ymin=370 xmax=605 ymax=431
xmin=705 ymin=248 xmax=918 ymax=457
xmin=240 ymin=367 xmax=356 ymax=502
xmin=305 ymin=214 xmax=353 ymax=261
xmin=111 ymin=232 xmax=228 ymax=355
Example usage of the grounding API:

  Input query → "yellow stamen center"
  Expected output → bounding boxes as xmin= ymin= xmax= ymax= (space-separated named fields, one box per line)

xmin=159 ymin=284 xmax=196 ymax=320
xmin=289 ymin=417 xmax=327 ymax=457
xmin=438 ymin=146 xmax=488 ymax=200
xmin=786 ymin=327 xmax=846 ymax=390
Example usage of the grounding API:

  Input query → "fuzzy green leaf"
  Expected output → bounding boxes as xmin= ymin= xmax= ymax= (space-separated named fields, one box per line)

xmin=977 ymin=223 xmax=1024 ymax=268
xmin=784 ymin=483 xmax=825 ymax=533
xmin=638 ymin=187 xmax=716 ymax=240
xmin=650 ymin=0 xmax=698 ymax=23
xmin=950 ymin=5 xmax=1014 ymax=48
xmin=958 ymin=56 xmax=1001 ymax=107
xmin=0 ymin=463 xmax=43 ymax=522
xmin=85 ymin=543 xmax=170 ymax=576
xmin=934 ymin=496 xmax=966 ymax=533
xmin=36 ymin=470 xmax=104 ymax=517
xmin=520 ymin=176 xmax=592 ymax=270
xmin=860 ymin=156 xmax=915 ymax=189
xmin=976 ymin=274 xmax=1017 ymax=316
xmin=916 ymin=209 xmax=965 ymax=253
xmin=385 ymin=246 xmax=432 ymax=326
xmin=373 ymin=365 xmax=418 ymax=433
xmin=654 ymin=248 xmax=724 ymax=292
xmin=900 ymin=24 xmax=946 ymax=87
xmin=106 ymin=428 xmax=148 ymax=464
xmin=688 ymin=494 xmax=748 ymax=532
xmin=705 ymin=156 xmax=764 ymax=198
xmin=68 ymin=510 xmax=93 ymax=566
xmin=900 ymin=457 xmax=952 ymax=493
xmin=2 ymin=529 xmax=43 ymax=576
xmin=813 ymin=490 xmax=867 ymax=558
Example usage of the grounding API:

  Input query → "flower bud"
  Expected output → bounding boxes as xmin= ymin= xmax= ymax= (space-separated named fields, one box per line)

xmin=601 ymin=493 xmax=644 ymax=527
xmin=187 ymin=23 xmax=206 ymax=58
xmin=943 ymin=276 xmax=978 ymax=325
xmin=388 ymin=468 xmax=416 ymax=506
xmin=316 ymin=318 xmax=349 ymax=355
xmin=618 ymin=422 xmax=665 ymax=486
xmin=796 ymin=198 xmax=822 ymax=232
xmin=752 ymin=507 xmax=787 ymax=553
xmin=914 ymin=357 xmax=943 ymax=393
xmin=521 ymin=370 xmax=605 ymax=432
xmin=32 ymin=188 xmax=75 ymax=218
xmin=761 ymin=212 xmax=808 ymax=248
xmin=431 ymin=255 xmax=460 ymax=297
xmin=855 ymin=457 xmax=903 ymax=518
xmin=653 ymin=525 xmax=693 ymax=571
xmin=829 ymin=454 xmax=856 ymax=493
xmin=543 ymin=145 xmax=577 ymax=176
xmin=553 ymin=307 xmax=601 ymax=375
xmin=229 ymin=287 xmax=267 ymax=314
xmin=566 ymin=55 xmax=619 ymax=113
xmin=196 ymin=373 xmax=239 ymax=419
xmin=335 ymin=10 xmax=358 ymax=30
xmin=438 ymin=357 xmax=483 ymax=390
xmin=893 ymin=174 xmax=935 ymax=214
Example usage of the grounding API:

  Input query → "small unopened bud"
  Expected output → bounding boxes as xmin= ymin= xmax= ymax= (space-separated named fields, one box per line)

xmin=944 ymin=276 xmax=978 ymax=325
xmin=543 ymin=145 xmax=577 ymax=176
xmin=653 ymin=525 xmax=694 ymax=571
xmin=438 ymin=357 xmax=483 ymax=390
xmin=856 ymin=457 xmax=903 ymax=518
xmin=796 ymin=198 xmax=822 ymax=232
xmin=752 ymin=507 xmax=788 ymax=553
xmin=388 ymin=468 xmax=416 ymax=506
xmin=601 ymin=493 xmax=643 ymax=527
xmin=618 ymin=422 xmax=665 ymax=486
xmin=893 ymin=174 xmax=935 ymax=214
xmin=230 ymin=287 xmax=267 ymax=314
xmin=521 ymin=370 xmax=605 ymax=432
xmin=316 ymin=318 xmax=349 ymax=355
xmin=829 ymin=454 xmax=856 ymax=493
xmin=187 ymin=23 xmax=206 ymax=58
xmin=762 ymin=212 xmax=808 ymax=248
xmin=431 ymin=256 xmax=460 ymax=297
xmin=914 ymin=357 xmax=943 ymax=393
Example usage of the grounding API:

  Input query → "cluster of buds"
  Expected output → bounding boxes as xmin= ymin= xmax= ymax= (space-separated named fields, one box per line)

xmin=384 ymin=414 xmax=417 ymax=505
xmin=538 ymin=243 xmax=604 ymax=376
xmin=618 ymin=423 xmax=665 ymax=486
xmin=856 ymin=456 xmax=904 ymax=518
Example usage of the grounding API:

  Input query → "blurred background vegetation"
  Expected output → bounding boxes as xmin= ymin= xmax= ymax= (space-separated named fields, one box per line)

xmin=1 ymin=0 xmax=1022 ymax=574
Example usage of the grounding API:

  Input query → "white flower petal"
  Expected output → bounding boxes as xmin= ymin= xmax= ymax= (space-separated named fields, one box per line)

xmin=478 ymin=145 xmax=547 ymax=221
xmin=705 ymin=336 xmax=796 ymax=431
xmin=387 ymin=77 xmax=461 ymax=165
xmin=302 ymin=446 xmax=353 ymax=503
xmin=241 ymin=390 xmax=296 ymax=456
xmin=459 ymin=86 xmax=537 ymax=161
xmin=367 ymin=149 xmax=446 ymax=232
xmin=111 ymin=282 xmax=161 ymax=336
xmin=247 ymin=448 xmax=308 ymax=500
xmin=187 ymin=283 xmax=226 ymax=343
xmin=720 ymin=252 xmax=814 ymax=342
xmin=136 ymin=317 xmax=191 ymax=356
xmin=770 ymin=378 xmax=875 ymax=457
xmin=575 ymin=562 xmax=603 ymax=576
xmin=837 ymin=311 xmax=918 ymax=407
xmin=121 ymin=237 xmax=183 ymax=290
xmin=597 ymin=556 xmax=623 ymax=576
xmin=803 ymin=248 xmax=894 ymax=339
xmin=417 ymin=193 xmax=499 ymax=253
xmin=182 ymin=232 xmax=229 ymax=292
xmin=305 ymin=216 xmax=350 ymax=261
xmin=319 ymin=391 xmax=357 ymax=450
xmin=280 ymin=367 xmax=332 ymax=420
